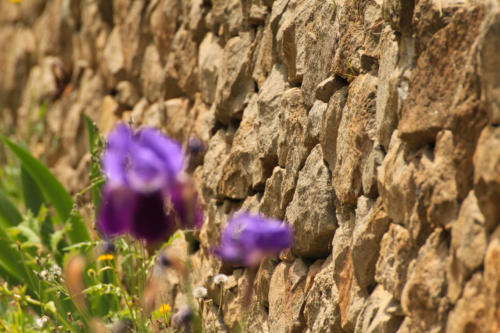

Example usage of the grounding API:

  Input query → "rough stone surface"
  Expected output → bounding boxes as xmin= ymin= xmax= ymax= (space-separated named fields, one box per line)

xmin=376 ymin=223 xmax=416 ymax=301
xmin=285 ymin=145 xmax=337 ymax=258
xmin=269 ymin=259 xmax=308 ymax=333
xmin=448 ymin=191 xmax=487 ymax=303
xmin=474 ymin=126 xmax=500 ymax=231
xmin=354 ymin=285 xmax=404 ymax=333
xmin=333 ymin=74 xmax=377 ymax=206
xmin=401 ymin=229 xmax=450 ymax=333
xmin=352 ymin=197 xmax=390 ymax=291
xmin=303 ymin=256 xmax=342 ymax=332
xmin=398 ymin=6 xmax=485 ymax=146
xmin=2 ymin=1 xmax=499 ymax=331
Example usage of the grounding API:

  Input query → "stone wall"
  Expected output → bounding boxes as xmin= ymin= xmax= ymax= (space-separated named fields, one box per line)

xmin=1 ymin=0 xmax=500 ymax=332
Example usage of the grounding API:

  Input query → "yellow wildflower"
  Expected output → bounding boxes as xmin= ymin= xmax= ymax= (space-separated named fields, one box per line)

xmin=9 ymin=0 xmax=22 ymax=3
xmin=97 ymin=254 xmax=114 ymax=261
xmin=159 ymin=304 xmax=171 ymax=314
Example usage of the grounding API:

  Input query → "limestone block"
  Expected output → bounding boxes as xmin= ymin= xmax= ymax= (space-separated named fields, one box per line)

xmin=303 ymin=256 xmax=343 ymax=332
xmin=474 ymin=126 xmax=500 ymax=230
xmin=140 ymin=44 xmax=166 ymax=103
xmin=285 ymin=145 xmax=337 ymax=258
xmin=214 ymin=33 xmax=254 ymax=123
xmin=446 ymin=273 xmax=488 ymax=333
xmin=333 ymin=74 xmax=377 ymax=206
xmin=375 ymin=224 xmax=416 ymax=301
xmin=115 ymin=81 xmax=139 ymax=109
xmin=401 ymin=229 xmax=450 ymax=333
xmin=338 ymin=254 xmax=368 ymax=332
xmin=306 ymin=100 xmax=328 ymax=145
xmin=198 ymin=33 xmax=223 ymax=104
xmin=352 ymin=197 xmax=390 ymax=291
xmin=260 ymin=167 xmax=286 ymax=219
xmin=376 ymin=27 xmax=400 ymax=149
xmin=103 ymin=27 xmax=126 ymax=84
xmin=320 ymin=86 xmax=348 ymax=172
xmin=192 ymin=95 xmax=215 ymax=143
xmin=219 ymin=95 xmax=267 ymax=199
xmin=398 ymin=6 xmax=484 ymax=146
xmin=315 ymin=76 xmax=345 ymax=103
xmin=0 ymin=27 xmax=36 ymax=111
xmin=252 ymin=22 xmax=273 ymax=89
xmin=447 ymin=191 xmax=487 ymax=303
xmin=149 ymin=0 xmax=180 ymax=62
xmin=294 ymin=0 xmax=338 ymax=106
xmin=413 ymin=0 xmax=474 ymax=56
xmin=256 ymin=63 xmax=290 ymax=165
xmin=164 ymin=98 xmax=191 ymax=142
xmin=201 ymin=130 xmax=232 ymax=201
xmin=478 ymin=4 xmax=500 ymax=124
xmin=361 ymin=145 xmax=384 ymax=198
xmin=255 ymin=258 xmax=278 ymax=307
xmin=483 ymin=227 xmax=500 ymax=333
xmin=354 ymin=285 xmax=404 ymax=333
xmin=277 ymin=88 xmax=312 ymax=212
xmin=165 ymin=28 xmax=199 ymax=98
xmin=269 ymin=260 xmax=308 ymax=333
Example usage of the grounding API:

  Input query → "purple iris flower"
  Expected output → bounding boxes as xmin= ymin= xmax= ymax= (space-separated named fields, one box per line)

xmin=98 ymin=124 xmax=202 ymax=242
xmin=214 ymin=213 xmax=293 ymax=266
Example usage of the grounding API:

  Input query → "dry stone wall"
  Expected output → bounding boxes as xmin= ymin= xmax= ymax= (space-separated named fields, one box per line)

xmin=1 ymin=0 xmax=500 ymax=332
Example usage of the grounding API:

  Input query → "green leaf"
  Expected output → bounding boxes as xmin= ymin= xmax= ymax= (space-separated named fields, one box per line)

xmin=1 ymin=136 xmax=91 ymax=244
xmin=20 ymin=166 xmax=44 ymax=215
xmin=83 ymin=114 xmax=98 ymax=149
xmin=83 ymin=114 xmax=104 ymax=213
xmin=0 ymin=227 xmax=29 ymax=284
xmin=0 ymin=188 xmax=22 ymax=227
xmin=0 ymin=191 xmax=38 ymax=291
xmin=10 ymin=224 xmax=41 ymax=245
xmin=50 ymin=229 xmax=66 ymax=253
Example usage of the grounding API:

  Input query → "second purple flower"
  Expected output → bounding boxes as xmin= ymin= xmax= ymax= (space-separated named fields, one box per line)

xmin=214 ymin=213 xmax=294 ymax=267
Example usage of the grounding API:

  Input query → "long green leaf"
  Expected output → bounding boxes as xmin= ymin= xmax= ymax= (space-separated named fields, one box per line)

xmin=0 ymin=188 xmax=22 ymax=227
xmin=1 ymin=137 xmax=90 ymax=244
xmin=21 ymin=166 xmax=44 ymax=215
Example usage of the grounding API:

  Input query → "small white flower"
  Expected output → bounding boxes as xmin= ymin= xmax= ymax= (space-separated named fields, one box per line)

xmin=213 ymin=274 xmax=228 ymax=285
xmin=193 ymin=286 xmax=207 ymax=299
xmin=36 ymin=316 xmax=49 ymax=328
xmin=40 ymin=270 xmax=49 ymax=280
xmin=50 ymin=264 xmax=62 ymax=278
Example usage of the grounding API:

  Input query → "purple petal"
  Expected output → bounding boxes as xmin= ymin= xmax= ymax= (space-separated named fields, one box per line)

xmin=213 ymin=243 xmax=245 ymax=264
xmin=103 ymin=124 xmax=133 ymax=186
xmin=130 ymin=191 xmax=173 ymax=242
xmin=137 ymin=128 xmax=185 ymax=182
xmin=98 ymin=185 xmax=137 ymax=236
xmin=127 ymin=142 xmax=168 ymax=192
xmin=214 ymin=213 xmax=293 ymax=266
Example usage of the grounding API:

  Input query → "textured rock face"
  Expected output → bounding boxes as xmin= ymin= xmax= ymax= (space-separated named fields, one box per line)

xmin=2 ymin=0 xmax=500 ymax=331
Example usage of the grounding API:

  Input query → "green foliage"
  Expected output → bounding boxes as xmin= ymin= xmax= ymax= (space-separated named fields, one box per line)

xmin=83 ymin=114 xmax=106 ymax=215
xmin=0 ymin=188 xmax=22 ymax=227
xmin=0 ymin=121 xmax=206 ymax=332
xmin=1 ymin=136 xmax=90 ymax=244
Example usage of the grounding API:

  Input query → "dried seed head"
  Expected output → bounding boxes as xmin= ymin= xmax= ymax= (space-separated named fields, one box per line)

xmin=213 ymin=274 xmax=228 ymax=285
xmin=193 ymin=286 xmax=207 ymax=299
